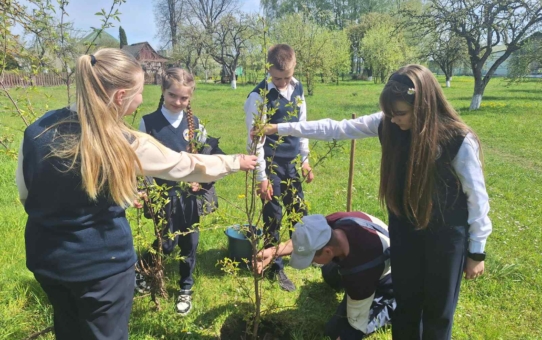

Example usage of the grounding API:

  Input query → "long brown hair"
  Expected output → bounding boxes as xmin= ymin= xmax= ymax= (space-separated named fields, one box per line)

xmin=51 ymin=48 xmax=145 ymax=207
xmin=158 ymin=67 xmax=198 ymax=153
xmin=378 ymin=64 xmax=479 ymax=229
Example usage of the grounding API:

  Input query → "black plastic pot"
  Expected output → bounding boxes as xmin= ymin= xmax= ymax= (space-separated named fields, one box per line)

xmin=224 ymin=225 xmax=261 ymax=263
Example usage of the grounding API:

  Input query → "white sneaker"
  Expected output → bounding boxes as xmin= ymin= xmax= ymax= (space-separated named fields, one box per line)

xmin=176 ymin=290 xmax=193 ymax=315
xmin=134 ymin=271 xmax=150 ymax=294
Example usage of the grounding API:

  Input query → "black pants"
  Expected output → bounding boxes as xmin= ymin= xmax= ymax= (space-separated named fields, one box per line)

xmin=143 ymin=194 xmax=200 ymax=290
xmin=262 ymin=160 xmax=307 ymax=271
xmin=35 ymin=266 xmax=135 ymax=340
xmin=322 ymin=262 xmax=395 ymax=340
xmin=389 ymin=222 xmax=468 ymax=340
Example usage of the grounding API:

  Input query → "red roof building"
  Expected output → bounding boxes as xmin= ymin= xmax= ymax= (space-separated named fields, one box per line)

xmin=122 ymin=42 xmax=169 ymax=84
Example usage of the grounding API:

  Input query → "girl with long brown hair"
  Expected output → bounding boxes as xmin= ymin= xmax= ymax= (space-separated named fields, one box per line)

xmin=16 ymin=49 xmax=256 ymax=340
xmin=136 ymin=67 xmax=221 ymax=315
xmin=259 ymin=64 xmax=491 ymax=339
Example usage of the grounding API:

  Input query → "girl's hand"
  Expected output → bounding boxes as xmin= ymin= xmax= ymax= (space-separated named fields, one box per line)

xmin=263 ymin=124 xmax=278 ymax=135
xmin=133 ymin=191 xmax=147 ymax=209
xmin=191 ymin=182 xmax=200 ymax=192
xmin=250 ymin=124 xmax=278 ymax=141
xmin=464 ymin=258 xmax=485 ymax=279
xmin=133 ymin=199 xmax=143 ymax=209
xmin=237 ymin=154 xmax=258 ymax=171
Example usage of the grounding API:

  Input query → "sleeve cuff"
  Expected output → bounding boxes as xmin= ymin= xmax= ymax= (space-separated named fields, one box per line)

xmin=230 ymin=155 xmax=241 ymax=172
xmin=468 ymin=239 xmax=486 ymax=253
xmin=255 ymin=172 xmax=268 ymax=181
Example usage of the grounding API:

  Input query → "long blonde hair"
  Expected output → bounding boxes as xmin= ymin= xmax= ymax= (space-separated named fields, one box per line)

xmin=53 ymin=48 xmax=144 ymax=207
xmin=379 ymin=64 xmax=479 ymax=229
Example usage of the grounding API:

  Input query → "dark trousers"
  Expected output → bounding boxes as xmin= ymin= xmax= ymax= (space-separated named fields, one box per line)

xmin=389 ymin=222 xmax=468 ymax=340
xmin=262 ymin=160 xmax=307 ymax=271
xmin=35 ymin=266 xmax=135 ymax=340
xmin=322 ymin=262 xmax=395 ymax=340
xmin=143 ymin=194 xmax=200 ymax=290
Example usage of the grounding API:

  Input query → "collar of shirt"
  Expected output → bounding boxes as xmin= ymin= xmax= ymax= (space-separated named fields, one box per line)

xmin=160 ymin=105 xmax=184 ymax=126
xmin=266 ymin=74 xmax=299 ymax=101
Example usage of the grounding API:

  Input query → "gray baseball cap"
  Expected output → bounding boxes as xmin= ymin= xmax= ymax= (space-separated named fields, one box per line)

xmin=290 ymin=214 xmax=332 ymax=270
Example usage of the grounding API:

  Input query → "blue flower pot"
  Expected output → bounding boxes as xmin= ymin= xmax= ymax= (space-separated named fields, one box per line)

xmin=224 ymin=225 xmax=262 ymax=264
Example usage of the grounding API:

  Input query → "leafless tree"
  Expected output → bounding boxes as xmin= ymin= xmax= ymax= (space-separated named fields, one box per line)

xmin=175 ymin=23 xmax=207 ymax=73
xmin=154 ymin=0 xmax=185 ymax=51
xmin=421 ymin=28 xmax=468 ymax=88
xmin=205 ymin=13 xmax=256 ymax=89
xmin=186 ymin=0 xmax=238 ymax=31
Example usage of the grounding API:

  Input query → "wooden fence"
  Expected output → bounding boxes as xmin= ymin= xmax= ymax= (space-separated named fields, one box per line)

xmin=1 ymin=71 xmax=162 ymax=88
xmin=1 ymin=72 xmax=67 ymax=88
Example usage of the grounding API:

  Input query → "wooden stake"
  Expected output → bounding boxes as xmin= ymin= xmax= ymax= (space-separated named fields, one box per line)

xmin=346 ymin=113 xmax=356 ymax=212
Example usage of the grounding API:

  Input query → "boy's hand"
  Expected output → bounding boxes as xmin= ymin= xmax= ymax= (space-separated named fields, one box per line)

xmin=258 ymin=180 xmax=273 ymax=201
xmin=253 ymin=247 xmax=276 ymax=274
xmin=464 ymin=258 xmax=485 ymax=279
xmin=190 ymin=182 xmax=200 ymax=192
xmin=302 ymin=163 xmax=314 ymax=183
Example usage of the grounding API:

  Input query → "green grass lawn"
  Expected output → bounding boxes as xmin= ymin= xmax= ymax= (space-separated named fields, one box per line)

xmin=0 ymin=76 xmax=541 ymax=339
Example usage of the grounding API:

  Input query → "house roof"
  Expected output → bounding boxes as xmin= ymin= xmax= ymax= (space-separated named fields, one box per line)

xmin=121 ymin=42 xmax=169 ymax=62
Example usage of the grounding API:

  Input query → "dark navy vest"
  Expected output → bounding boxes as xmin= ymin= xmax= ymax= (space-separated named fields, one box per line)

xmin=142 ymin=109 xmax=200 ymax=194
xmin=250 ymin=79 xmax=303 ymax=162
xmin=22 ymin=108 xmax=136 ymax=282
xmin=377 ymin=121 xmax=468 ymax=230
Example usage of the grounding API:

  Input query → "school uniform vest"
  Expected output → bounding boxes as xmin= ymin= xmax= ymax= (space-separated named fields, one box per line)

xmin=377 ymin=122 xmax=469 ymax=230
xmin=142 ymin=109 xmax=200 ymax=195
xmin=22 ymin=108 xmax=136 ymax=282
xmin=250 ymin=79 xmax=303 ymax=161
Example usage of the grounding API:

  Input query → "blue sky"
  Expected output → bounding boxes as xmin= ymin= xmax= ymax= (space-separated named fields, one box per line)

xmin=16 ymin=0 xmax=260 ymax=50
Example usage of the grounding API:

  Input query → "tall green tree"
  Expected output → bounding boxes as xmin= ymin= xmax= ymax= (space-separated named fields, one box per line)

xmin=360 ymin=13 xmax=414 ymax=83
xmin=346 ymin=23 xmax=364 ymax=74
xmin=119 ymin=26 xmax=128 ymax=48
xmin=322 ymin=29 xmax=351 ymax=84
xmin=273 ymin=13 xmax=350 ymax=94
xmin=262 ymin=0 xmax=400 ymax=28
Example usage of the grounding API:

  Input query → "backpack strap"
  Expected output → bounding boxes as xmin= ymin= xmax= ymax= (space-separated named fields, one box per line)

xmin=334 ymin=217 xmax=389 ymax=238
xmin=338 ymin=248 xmax=390 ymax=276
xmin=334 ymin=216 xmax=390 ymax=276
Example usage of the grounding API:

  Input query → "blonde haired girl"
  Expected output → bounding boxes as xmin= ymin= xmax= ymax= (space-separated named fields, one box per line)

xmin=16 ymin=48 xmax=256 ymax=339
